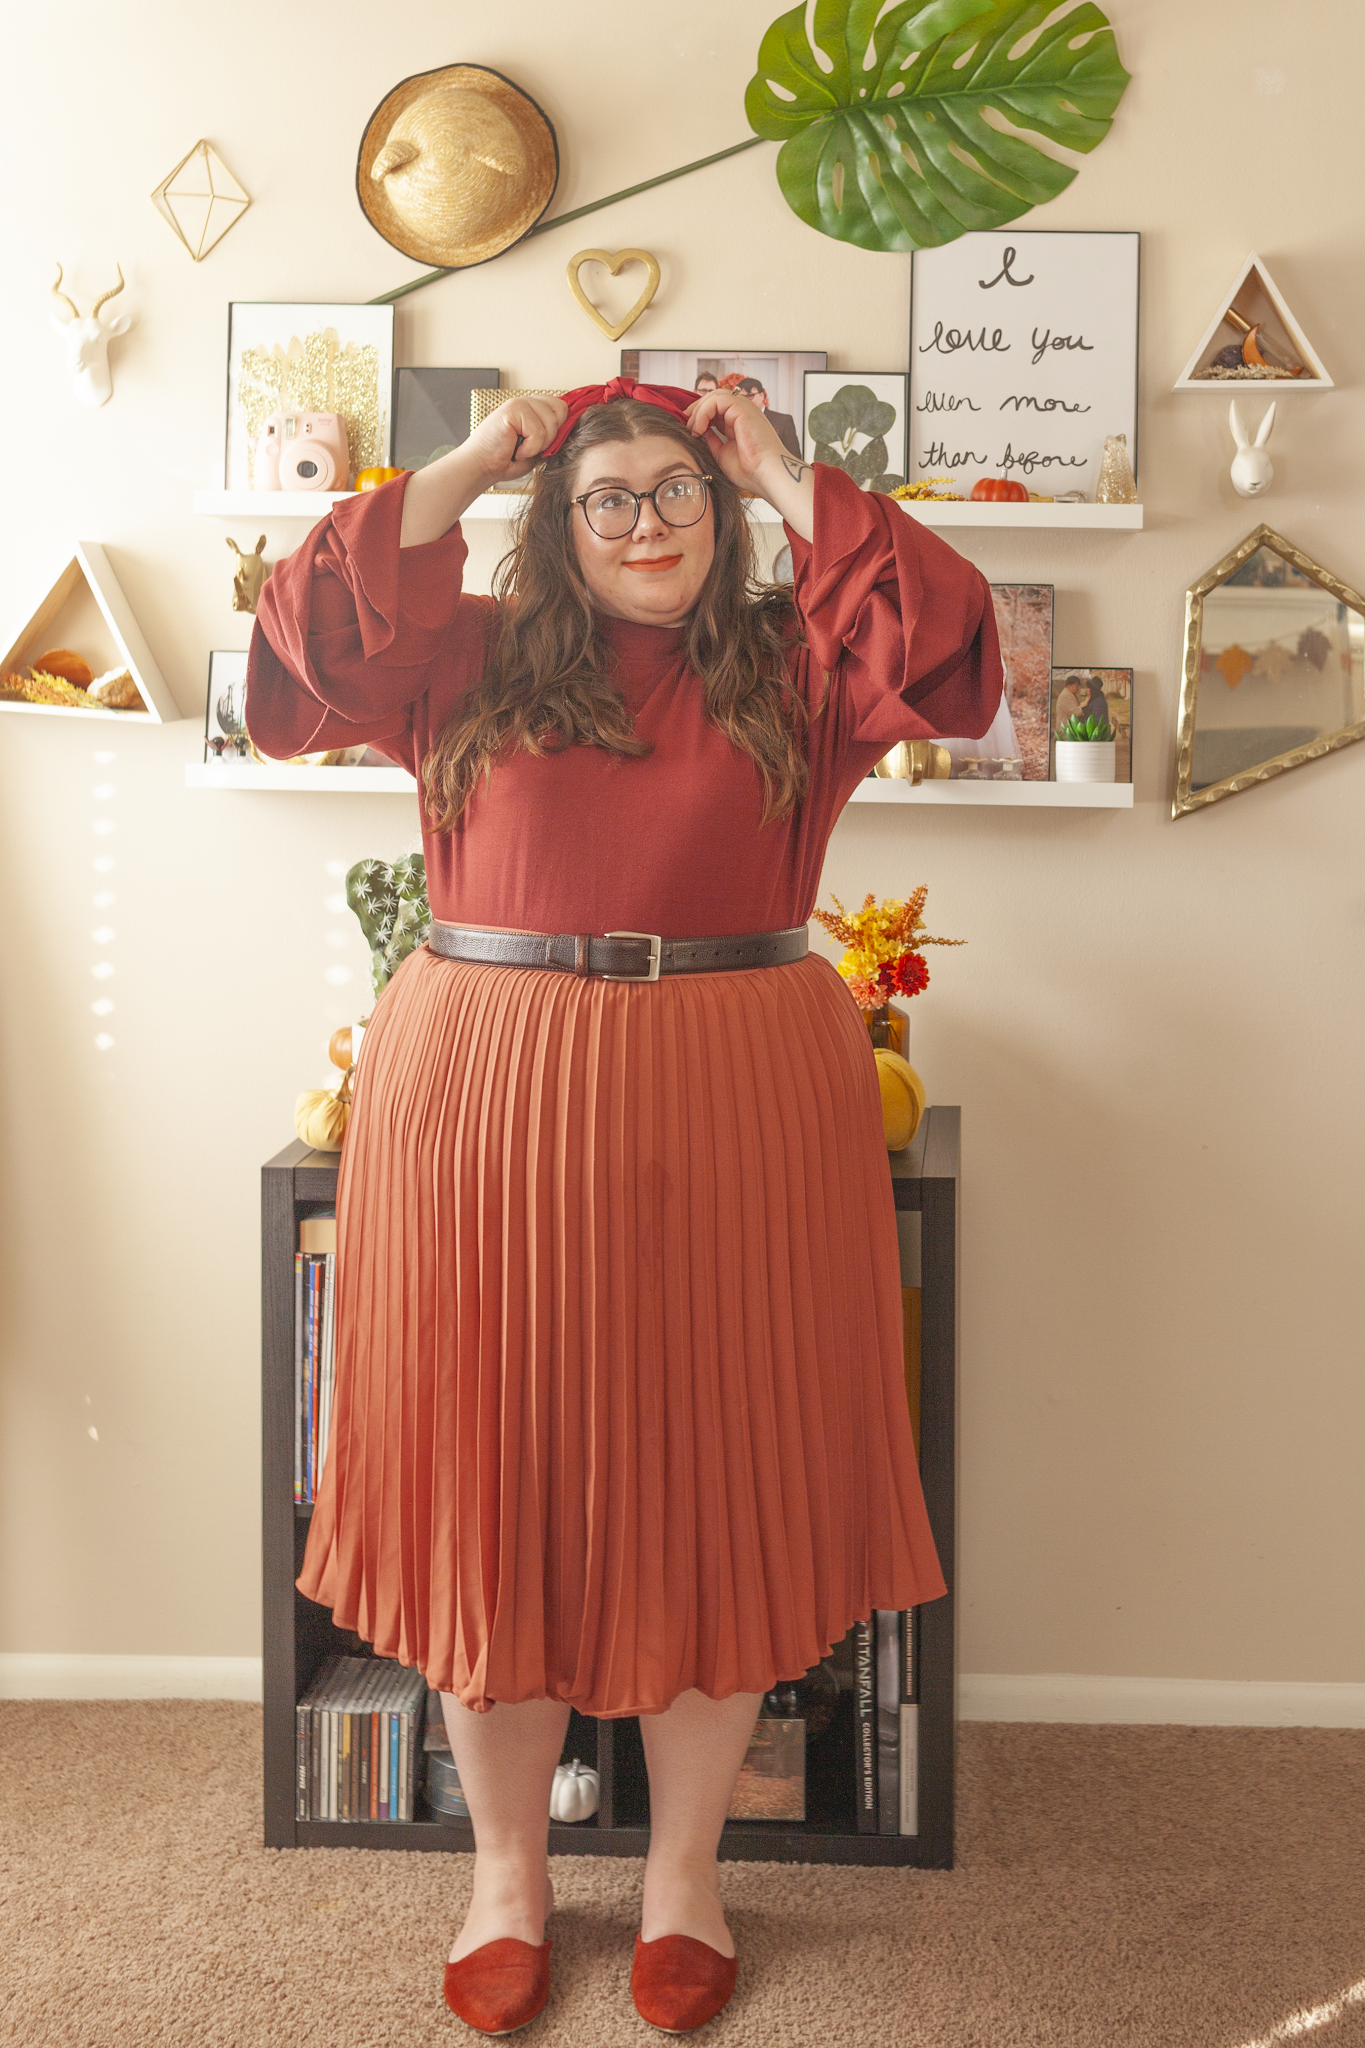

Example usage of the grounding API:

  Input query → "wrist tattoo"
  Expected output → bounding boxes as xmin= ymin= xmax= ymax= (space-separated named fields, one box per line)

xmin=781 ymin=455 xmax=810 ymax=485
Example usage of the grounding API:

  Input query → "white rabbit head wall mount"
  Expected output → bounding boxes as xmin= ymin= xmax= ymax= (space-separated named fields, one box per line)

xmin=1229 ymin=399 xmax=1276 ymax=497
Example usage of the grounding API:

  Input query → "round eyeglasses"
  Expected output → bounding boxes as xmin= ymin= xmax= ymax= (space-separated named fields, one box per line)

xmin=572 ymin=473 xmax=714 ymax=540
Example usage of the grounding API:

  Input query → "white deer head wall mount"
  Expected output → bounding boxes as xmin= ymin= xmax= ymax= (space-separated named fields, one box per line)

xmin=50 ymin=264 xmax=132 ymax=408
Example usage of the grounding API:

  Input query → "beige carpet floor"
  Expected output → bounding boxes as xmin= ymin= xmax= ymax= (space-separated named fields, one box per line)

xmin=2 ymin=1703 xmax=1363 ymax=2047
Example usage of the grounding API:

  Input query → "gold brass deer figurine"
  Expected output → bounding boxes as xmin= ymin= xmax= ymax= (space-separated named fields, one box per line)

xmin=227 ymin=535 xmax=269 ymax=613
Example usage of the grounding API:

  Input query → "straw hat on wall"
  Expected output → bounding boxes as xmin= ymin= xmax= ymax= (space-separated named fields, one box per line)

xmin=357 ymin=63 xmax=558 ymax=269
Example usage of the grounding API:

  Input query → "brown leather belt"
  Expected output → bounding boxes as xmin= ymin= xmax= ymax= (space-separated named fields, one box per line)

xmin=427 ymin=919 xmax=808 ymax=981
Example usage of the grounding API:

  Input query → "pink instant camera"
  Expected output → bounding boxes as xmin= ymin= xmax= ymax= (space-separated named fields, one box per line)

xmin=255 ymin=411 xmax=351 ymax=492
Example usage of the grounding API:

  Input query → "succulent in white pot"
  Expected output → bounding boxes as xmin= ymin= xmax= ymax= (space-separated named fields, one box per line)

xmin=550 ymin=1758 xmax=599 ymax=1822
xmin=1054 ymin=713 xmax=1117 ymax=783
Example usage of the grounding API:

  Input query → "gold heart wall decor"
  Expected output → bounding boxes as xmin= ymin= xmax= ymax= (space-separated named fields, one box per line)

xmin=567 ymin=248 xmax=660 ymax=341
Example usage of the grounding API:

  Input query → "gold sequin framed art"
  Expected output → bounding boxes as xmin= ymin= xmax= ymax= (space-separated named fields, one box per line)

xmin=224 ymin=303 xmax=395 ymax=493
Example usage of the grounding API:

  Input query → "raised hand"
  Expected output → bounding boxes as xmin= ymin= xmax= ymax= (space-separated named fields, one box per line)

xmin=465 ymin=395 xmax=570 ymax=484
xmin=685 ymin=391 xmax=788 ymax=495
xmin=686 ymin=390 xmax=814 ymax=543
xmin=399 ymin=394 xmax=570 ymax=547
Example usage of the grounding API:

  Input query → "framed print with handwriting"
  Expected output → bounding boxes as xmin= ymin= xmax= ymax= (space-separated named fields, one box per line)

xmin=908 ymin=232 xmax=1139 ymax=500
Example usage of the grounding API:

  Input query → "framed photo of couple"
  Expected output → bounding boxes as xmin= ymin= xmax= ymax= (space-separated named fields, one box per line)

xmin=621 ymin=350 xmax=826 ymax=460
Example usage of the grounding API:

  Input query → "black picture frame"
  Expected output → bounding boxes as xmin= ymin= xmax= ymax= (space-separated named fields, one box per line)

xmin=204 ymin=649 xmax=249 ymax=760
xmin=802 ymin=372 xmax=909 ymax=491
xmin=1050 ymin=667 xmax=1134 ymax=781
xmin=907 ymin=231 xmax=1140 ymax=497
xmin=620 ymin=350 xmax=827 ymax=462
xmin=393 ymin=367 xmax=499 ymax=471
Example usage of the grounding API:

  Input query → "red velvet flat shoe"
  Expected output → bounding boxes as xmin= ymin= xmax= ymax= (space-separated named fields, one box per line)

xmin=631 ymin=1934 xmax=738 ymax=2032
xmin=443 ymin=1938 xmax=552 ymax=2035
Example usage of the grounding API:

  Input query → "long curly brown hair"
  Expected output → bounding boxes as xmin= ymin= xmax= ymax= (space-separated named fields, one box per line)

xmin=422 ymin=398 xmax=811 ymax=831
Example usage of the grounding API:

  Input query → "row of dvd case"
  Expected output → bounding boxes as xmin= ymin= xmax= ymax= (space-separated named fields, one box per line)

xmin=295 ymin=1655 xmax=429 ymax=1822
xmin=295 ymin=1216 xmax=337 ymax=1505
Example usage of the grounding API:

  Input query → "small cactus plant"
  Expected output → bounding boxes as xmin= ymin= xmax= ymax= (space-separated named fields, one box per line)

xmin=346 ymin=854 xmax=432 ymax=999
xmin=1058 ymin=712 xmax=1116 ymax=743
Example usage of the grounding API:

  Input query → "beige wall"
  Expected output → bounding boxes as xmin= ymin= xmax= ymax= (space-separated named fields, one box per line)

xmin=3 ymin=0 xmax=1361 ymax=1685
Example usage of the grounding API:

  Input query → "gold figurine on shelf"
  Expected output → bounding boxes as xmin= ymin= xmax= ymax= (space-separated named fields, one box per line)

xmin=227 ymin=535 xmax=269 ymax=613
xmin=1096 ymin=433 xmax=1138 ymax=505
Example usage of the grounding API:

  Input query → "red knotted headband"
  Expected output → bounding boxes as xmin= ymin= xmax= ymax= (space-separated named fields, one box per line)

xmin=540 ymin=375 xmax=699 ymax=459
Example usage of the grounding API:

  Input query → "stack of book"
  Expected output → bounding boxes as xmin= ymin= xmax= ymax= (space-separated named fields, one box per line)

xmin=854 ymin=1609 xmax=919 ymax=1836
xmin=295 ymin=1655 xmax=428 ymax=1821
xmin=295 ymin=1215 xmax=336 ymax=1504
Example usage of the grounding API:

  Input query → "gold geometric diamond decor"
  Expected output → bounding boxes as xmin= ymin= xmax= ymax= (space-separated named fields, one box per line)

xmin=151 ymin=140 xmax=250 ymax=262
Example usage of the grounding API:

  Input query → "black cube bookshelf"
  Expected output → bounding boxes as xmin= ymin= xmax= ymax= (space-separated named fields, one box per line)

xmin=262 ymin=1108 xmax=959 ymax=1867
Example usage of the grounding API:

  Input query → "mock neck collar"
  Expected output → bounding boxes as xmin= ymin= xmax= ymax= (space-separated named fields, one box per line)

xmin=598 ymin=612 xmax=690 ymax=663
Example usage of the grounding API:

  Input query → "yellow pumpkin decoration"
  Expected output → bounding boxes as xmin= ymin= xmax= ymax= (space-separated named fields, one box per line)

xmin=874 ymin=1049 xmax=926 ymax=1152
xmin=295 ymin=1071 xmax=352 ymax=1152
xmin=355 ymin=466 xmax=404 ymax=491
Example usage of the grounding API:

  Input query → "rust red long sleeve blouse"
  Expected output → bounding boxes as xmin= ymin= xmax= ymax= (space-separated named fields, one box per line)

xmin=246 ymin=464 xmax=1002 ymax=937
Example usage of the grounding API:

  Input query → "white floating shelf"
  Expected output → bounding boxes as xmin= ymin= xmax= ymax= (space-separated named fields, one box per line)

xmin=185 ymin=761 xmax=417 ymax=792
xmin=850 ymin=778 xmax=1133 ymax=807
xmin=0 ymin=698 xmax=156 ymax=723
xmin=185 ymin=760 xmax=1130 ymax=806
xmin=891 ymin=501 xmax=1142 ymax=530
xmin=194 ymin=490 xmax=356 ymax=517
xmin=192 ymin=488 xmax=1142 ymax=531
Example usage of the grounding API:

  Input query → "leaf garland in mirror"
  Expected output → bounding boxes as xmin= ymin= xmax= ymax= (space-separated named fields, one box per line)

xmin=745 ymin=0 xmax=1131 ymax=252
xmin=1173 ymin=526 xmax=1365 ymax=817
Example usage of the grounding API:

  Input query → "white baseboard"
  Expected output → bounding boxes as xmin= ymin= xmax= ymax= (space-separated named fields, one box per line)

xmin=960 ymin=1672 xmax=1365 ymax=1728
xmin=0 ymin=1654 xmax=262 ymax=1702
xmin=2 ymin=1658 xmax=1361 ymax=1726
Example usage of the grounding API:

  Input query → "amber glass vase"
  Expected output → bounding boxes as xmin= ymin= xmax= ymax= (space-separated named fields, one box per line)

xmin=866 ymin=1001 xmax=910 ymax=1057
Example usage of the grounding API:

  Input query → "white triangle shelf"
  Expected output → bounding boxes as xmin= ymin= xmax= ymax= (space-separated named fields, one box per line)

xmin=0 ymin=543 xmax=179 ymax=723
xmin=1174 ymin=253 xmax=1332 ymax=393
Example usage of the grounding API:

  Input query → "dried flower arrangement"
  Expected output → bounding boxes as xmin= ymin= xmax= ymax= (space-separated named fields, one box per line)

xmin=891 ymin=477 xmax=963 ymax=502
xmin=812 ymin=886 xmax=962 ymax=1013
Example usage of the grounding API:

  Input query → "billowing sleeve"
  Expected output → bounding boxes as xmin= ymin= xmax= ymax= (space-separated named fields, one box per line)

xmin=245 ymin=472 xmax=473 ymax=760
xmin=787 ymin=464 xmax=1002 ymax=748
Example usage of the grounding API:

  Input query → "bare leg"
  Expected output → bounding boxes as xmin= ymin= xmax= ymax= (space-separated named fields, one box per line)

xmin=639 ymin=1689 xmax=763 ymax=1955
xmin=441 ymin=1693 xmax=570 ymax=1962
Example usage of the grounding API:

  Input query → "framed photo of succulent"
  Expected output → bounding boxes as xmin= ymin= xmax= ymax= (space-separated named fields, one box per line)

xmin=802 ymin=374 xmax=908 ymax=492
xmin=1050 ymin=668 xmax=1133 ymax=781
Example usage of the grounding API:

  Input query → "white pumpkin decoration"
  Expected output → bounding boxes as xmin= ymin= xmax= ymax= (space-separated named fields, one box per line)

xmin=550 ymin=1758 xmax=599 ymax=1822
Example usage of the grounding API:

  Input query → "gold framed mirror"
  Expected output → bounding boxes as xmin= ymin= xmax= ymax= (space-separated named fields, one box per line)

xmin=1173 ymin=524 xmax=1365 ymax=816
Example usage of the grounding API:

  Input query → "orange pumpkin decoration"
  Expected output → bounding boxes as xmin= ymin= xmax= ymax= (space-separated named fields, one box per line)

xmin=969 ymin=478 xmax=1029 ymax=503
xmin=33 ymin=647 xmax=93 ymax=688
xmin=355 ymin=467 xmax=404 ymax=491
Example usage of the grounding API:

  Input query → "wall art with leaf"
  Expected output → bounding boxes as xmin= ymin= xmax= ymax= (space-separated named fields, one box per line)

xmin=803 ymin=373 xmax=908 ymax=490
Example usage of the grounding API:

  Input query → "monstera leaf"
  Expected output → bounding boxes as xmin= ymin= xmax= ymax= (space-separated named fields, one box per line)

xmin=745 ymin=0 xmax=1131 ymax=252
xmin=810 ymin=384 xmax=904 ymax=490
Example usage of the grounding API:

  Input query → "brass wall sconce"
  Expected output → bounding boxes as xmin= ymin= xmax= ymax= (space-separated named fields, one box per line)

xmin=1173 ymin=524 xmax=1365 ymax=816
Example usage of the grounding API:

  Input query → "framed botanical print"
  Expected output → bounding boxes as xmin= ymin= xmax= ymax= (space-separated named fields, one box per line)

xmin=802 ymin=373 xmax=908 ymax=490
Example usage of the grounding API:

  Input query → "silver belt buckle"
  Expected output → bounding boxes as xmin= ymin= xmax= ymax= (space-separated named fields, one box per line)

xmin=603 ymin=930 xmax=662 ymax=982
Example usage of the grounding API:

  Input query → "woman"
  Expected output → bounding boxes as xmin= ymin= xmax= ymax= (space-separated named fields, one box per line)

xmin=247 ymin=377 xmax=1000 ymax=2034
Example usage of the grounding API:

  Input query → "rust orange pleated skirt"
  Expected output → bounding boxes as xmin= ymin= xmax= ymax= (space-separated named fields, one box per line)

xmin=297 ymin=944 xmax=945 ymax=1716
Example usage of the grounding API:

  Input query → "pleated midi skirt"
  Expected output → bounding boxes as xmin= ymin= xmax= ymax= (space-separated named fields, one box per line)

xmin=297 ymin=944 xmax=946 ymax=1716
